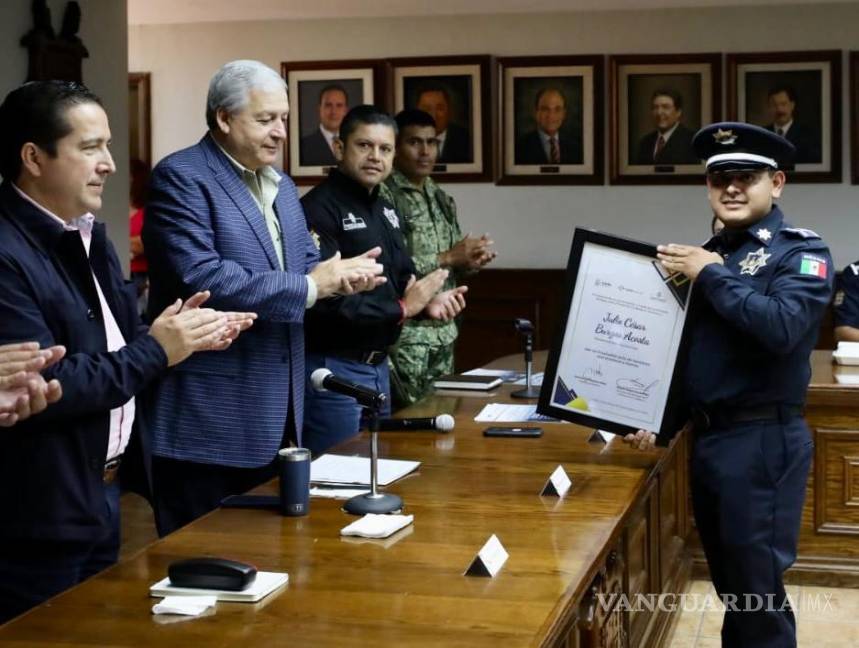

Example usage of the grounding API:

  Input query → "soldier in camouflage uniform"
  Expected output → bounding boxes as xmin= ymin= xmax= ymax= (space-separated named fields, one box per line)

xmin=380 ymin=110 xmax=496 ymax=407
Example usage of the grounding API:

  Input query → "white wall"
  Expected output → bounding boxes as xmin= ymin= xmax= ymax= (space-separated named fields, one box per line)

xmin=129 ymin=3 xmax=859 ymax=268
xmin=1 ymin=0 xmax=130 ymax=270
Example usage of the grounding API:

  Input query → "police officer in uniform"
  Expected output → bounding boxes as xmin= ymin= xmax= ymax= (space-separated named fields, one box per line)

xmin=626 ymin=122 xmax=833 ymax=648
xmin=380 ymin=109 xmax=495 ymax=408
xmin=834 ymin=260 xmax=859 ymax=341
xmin=301 ymin=105 xmax=467 ymax=456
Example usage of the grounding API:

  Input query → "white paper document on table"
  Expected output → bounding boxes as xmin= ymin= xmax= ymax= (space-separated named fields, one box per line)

xmin=311 ymin=454 xmax=420 ymax=487
xmin=474 ymin=403 xmax=564 ymax=423
xmin=512 ymin=372 xmax=544 ymax=386
xmin=463 ymin=368 xmax=524 ymax=383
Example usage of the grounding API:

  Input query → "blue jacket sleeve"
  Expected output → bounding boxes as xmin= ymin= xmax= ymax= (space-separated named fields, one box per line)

xmin=0 ymin=254 xmax=168 ymax=422
xmin=695 ymin=243 xmax=833 ymax=355
xmin=144 ymin=161 xmax=309 ymax=323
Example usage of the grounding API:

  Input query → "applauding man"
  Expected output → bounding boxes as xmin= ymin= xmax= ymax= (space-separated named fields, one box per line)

xmin=0 ymin=342 xmax=64 ymax=426
xmin=143 ymin=61 xmax=384 ymax=535
xmin=0 ymin=81 xmax=252 ymax=623
xmin=381 ymin=109 xmax=495 ymax=407
xmin=302 ymin=105 xmax=468 ymax=454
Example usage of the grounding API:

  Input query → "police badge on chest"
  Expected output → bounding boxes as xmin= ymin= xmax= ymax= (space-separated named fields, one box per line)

xmin=738 ymin=247 xmax=771 ymax=276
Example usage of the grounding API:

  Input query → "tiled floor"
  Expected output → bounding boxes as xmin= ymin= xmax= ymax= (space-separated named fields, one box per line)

xmin=667 ymin=579 xmax=859 ymax=648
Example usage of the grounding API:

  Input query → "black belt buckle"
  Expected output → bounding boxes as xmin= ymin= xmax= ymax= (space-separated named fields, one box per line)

xmin=362 ymin=350 xmax=385 ymax=365
xmin=690 ymin=407 xmax=711 ymax=433
xmin=103 ymin=456 xmax=122 ymax=484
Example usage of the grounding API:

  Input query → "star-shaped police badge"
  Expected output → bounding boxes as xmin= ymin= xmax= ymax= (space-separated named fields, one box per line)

xmin=738 ymin=247 xmax=771 ymax=276
xmin=755 ymin=227 xmax=772 ymax=242
xmin=713 ymin=128 xmax=737 ymax=145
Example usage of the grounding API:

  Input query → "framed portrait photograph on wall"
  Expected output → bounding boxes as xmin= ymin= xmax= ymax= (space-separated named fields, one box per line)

xmin=390 ymin=55 xmax=492 ymax=182
xmin=609 ymin=53 xmax=721 ymax=185
xmin=281 ymin=59 xmax=387 ymax=185
xmin=851 ymin=51 xmax=858 ymax=185
xmin=497 ymin=55 xmax=603 ymax=185
xmin=727 ymin=50 xmax=841 ymax=183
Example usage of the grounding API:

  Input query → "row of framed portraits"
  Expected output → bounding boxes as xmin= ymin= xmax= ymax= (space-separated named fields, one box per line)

xmin=282 ymin=50 xmax=859 ymax=186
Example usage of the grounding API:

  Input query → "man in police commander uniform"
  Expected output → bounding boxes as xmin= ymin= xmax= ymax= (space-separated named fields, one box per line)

xmin=380 ymin=109 xmax=495 ymax=407
xmin=301 ymin=105 xmax=468 ymax=455
xmin=625 ymin=122 xmax=833 ymax=648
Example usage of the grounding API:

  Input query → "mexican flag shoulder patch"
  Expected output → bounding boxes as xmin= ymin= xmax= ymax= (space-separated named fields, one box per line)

xmin=799 ymin=254 xmax=828 ymax=278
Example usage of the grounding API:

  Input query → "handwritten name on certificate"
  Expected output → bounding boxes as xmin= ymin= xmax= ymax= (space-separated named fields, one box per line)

xmin=549 ymin=242 xmax=690 ymax=431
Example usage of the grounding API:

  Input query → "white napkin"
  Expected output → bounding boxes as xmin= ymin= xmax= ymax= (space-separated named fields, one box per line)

xmin=310 ymin=487 xmax=370 ymax=500
xmin=152 ymin=595 xmax=217 ymax=616
xmin=340 ymin=513 xmax=414 ymax=539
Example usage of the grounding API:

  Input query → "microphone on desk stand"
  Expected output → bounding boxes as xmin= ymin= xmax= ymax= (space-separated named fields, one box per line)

xmin=310 ymin=368 xmax=403 ymax=515
xmin=511 ymin=318 xmax=541 ymax=399
xmin=376 ymin=414 xmax=455 ymax=432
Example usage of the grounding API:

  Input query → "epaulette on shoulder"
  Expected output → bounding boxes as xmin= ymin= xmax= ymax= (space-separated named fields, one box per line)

xmin=782 ymin=227 xmax=821 ymax=240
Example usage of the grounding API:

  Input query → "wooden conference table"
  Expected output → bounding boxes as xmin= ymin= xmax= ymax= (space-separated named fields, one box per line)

xmin=0 ymin=353 xmax=691 ymax=648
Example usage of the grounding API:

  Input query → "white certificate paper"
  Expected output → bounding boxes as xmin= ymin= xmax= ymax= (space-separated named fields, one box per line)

xmin=546 ymin=238 xmax=691 ymax=433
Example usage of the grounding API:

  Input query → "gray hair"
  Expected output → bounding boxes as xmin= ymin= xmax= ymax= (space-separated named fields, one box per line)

xmin=206 ymin=60 xmax=286 ymax=130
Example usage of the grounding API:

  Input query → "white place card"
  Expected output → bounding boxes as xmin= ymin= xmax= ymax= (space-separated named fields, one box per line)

xmin=540 ymin=465 xmax=572 ymax=497
xmin=464 ymin=534 xmax=509 ymax=578
xmin=587 ymin=429 xmax=616 ymax=444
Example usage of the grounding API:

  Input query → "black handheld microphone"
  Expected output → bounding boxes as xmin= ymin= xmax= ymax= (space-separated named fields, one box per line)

xmin=310 ymin=368 xmax=387 ymax=410
xmin=377 ymin=414 xmax=455 ymax=432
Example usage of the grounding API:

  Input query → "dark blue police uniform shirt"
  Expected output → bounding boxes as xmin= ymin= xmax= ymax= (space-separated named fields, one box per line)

xmin=835 ymin=261 xmax=859 ymax=328
xmin=301 ymin=169 xmax=416 ymax=354
xmin=684 ymin=205 xmax=833 ymax=409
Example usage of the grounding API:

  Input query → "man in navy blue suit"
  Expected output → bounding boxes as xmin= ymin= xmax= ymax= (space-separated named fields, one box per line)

xmin=634 ymin=89 xmax=697 ymax=166
xmin=299 ymin=84 xmax=348 ymax=167
xmin=0 ymin=81 xmax=252 ymax=623
xmin=416 ymin=85 xmax=471 ymax=164
xmin=144 ymin=60 xmax=385 ymax=536
xmin=765 ymin=86 xmax=821 ymax=165
xmin=515 ymin=87 xmax=583 ymax=165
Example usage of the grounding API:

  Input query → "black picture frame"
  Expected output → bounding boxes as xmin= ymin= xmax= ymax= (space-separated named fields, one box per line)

xmin=538 ymin=228 xmax=692 ymax=444
xmin=727 ymin=50 xmax=842 ymax=184
xmin=281 ymin=59 xmax=387 ymax=186
xmin=609 ymin=53 xmax=721 ymax=185
xmin=389 ymin=55 xmax=493 ymax=183
xmin=497 ymin=55 xmax=604 ymax=186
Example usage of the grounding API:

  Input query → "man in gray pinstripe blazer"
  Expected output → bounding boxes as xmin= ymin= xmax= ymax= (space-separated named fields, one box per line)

xmin=144 ymin=61 xmax=385 ymax=535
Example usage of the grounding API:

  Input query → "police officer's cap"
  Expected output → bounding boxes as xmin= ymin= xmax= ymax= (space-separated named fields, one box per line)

xmin=692 ymin=121 xmax=796 ymax=172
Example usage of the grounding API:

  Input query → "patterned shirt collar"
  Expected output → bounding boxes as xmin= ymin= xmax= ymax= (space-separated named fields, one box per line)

xmin=212 ymin=138 xmax=281 ymax=185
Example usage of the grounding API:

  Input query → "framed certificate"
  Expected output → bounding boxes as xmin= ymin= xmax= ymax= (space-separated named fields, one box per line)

xmin=538 ymin=228 xmax=692 ymax=440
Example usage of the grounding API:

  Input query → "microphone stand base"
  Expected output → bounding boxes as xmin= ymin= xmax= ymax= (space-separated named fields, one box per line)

xmin=343 ymin=492 xmax=403 ymax=515
xmin=510 ymin=386 xmax=541 ymax=399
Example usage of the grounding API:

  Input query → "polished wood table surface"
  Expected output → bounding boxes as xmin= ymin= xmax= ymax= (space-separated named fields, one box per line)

xmin=0 ymin=353 xmax=675 ymax=647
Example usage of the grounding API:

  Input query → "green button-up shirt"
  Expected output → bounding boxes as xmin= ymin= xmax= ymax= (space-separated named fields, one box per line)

xmin=214 ymin=141 xmax=317 ymax=306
